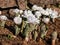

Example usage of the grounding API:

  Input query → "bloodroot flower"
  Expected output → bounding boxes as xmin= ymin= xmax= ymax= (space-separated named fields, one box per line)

xmin=13 ymin=9 xmax=20 ymax=14
xmin=0 ymin=15 xmax=8 ymax=27
xmin=22 ymin=10 xmax=32 ymax=18
xmin=19 ymin=10 xmax=23 ymax=14
xmin=46 ymin=8 xmax=53 ymax=15
xmin=35 ymin=11 xmax=42 ymax=19
xmin=32 ymin=5 xmax=43 ymax=11
xmin=32 ymin=5 xmax=38 ymax=10
xmin=42 ymin=18 xmax=50 ymax=24
xmin=0 ymin=15 xmax=8 ymax=21
xmin=50 ymin=10 xmax=58 ymax=22
xmin=27 ymin=15 xmax=40 ymax=24
xmin=14 ymin=16 xmax=22 ymax=24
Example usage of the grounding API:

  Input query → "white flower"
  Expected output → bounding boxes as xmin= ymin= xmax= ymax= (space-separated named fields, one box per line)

xmin=27 ymin=15 xmax=35 ymax=23
xmin=32 ymin=5 xmax=44 ymax=11
xmin=0 ymin=15 xmax=8 ymax=20
xmin=13 ymin=9 xmax=20 ymax=13
xmin=50 ymin=10 xmax=58 ymax=22
xmin=50 ymin=10 xmax=58 ymax=18
xmin=44 ymin=10 xmax=50 ymax=16
xmin=14 ymin=16 xmax=22 ymax=24
xmin=40 ymin=9 xmax=45 ymax=15
xmin=40 ymin=8 xmax=52 ymax=16
xmin=46 ymin=8 xmax=53 ymax=15
xmin=38 ymin=7 xmax=44 ymax=11
xmin=27 ymin=10 xmax=32 ymax=14
xmin=27 ymin=15 xmax=40 ymax=24
xmin=19 ymin=10 xmax=23 ymax=14
xmin=35 ymin=11 xmax=41 ymax=18
xmin=32 ymin=5 xmax=38 ymax=10
xmin=23 ymin=10 xmax=40 ymax=24
xmin=23 ymin=10 xmax=28 ymax=18
xmin=40 ymin=9 xmax=50 ymax=16
xmin=35 ymin=19 xmax=40 ymax=24
xmin=24 ymin=10 xmax=28 ymax=16
xmin=42 ymin=18 xmax=50 ymax=24
xmin=23 ymin=10 xmax=33 ymax=18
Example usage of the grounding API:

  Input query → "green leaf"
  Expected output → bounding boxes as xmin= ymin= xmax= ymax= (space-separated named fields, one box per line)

xmin=23 ymin=24 xmax=29 ymax=37
xmin=33 ymin=31 xmax=38 ymax=40
xmin=15 ymin=25 xmax=20 ymax=35
xmin=40 ymin=24 xmax=48 ymax=39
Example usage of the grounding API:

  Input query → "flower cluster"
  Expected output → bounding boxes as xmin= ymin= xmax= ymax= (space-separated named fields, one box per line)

xmin=0 ymin=5 xmax=59 ymax=41
xmin=12 ymin=6 xmax=60 ymax=25
xmin=11 ymin=7 xmax=59 ymax=41
xmin=32 ymin=5 xmax=60 ymax=22
xmin=0 ymin=15 xmax=8 ymax=21
xmin=22 ymin=10 xmax=40 ymax=24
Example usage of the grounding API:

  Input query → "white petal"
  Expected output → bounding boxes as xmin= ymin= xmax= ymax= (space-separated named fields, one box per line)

xmin=27 ymin=10 xmax=32 ymax=14
xmin=42 ymin=18 xmax=50 ymax=24
xmin=27 ymin=15 xmax=40 ymax=24
xmin=44 ymin=11 xmax=50 ymax=16
xmin=14 ymin=17 xmax=22 ymax=24
xmin=24 ymin=10 xmax=28 ymax=16
xmin=19 ymin=10 xmax=23 ymax=14
xmin=32 ymin=5 xmax=38 ymax=10
xmin=40 ymin=9 xmax=46 ymax=15
xmin=0 ymin=15 xmax=8 ymax=20
xmin=38 ymin=7 xmax=44 ymax=11
xmin=13 ymin=9 xmax=20 ymax=13
xmin=46 ymin=8 xmax=53 ymax=14
xmin=35 ymin=11 xmax=41 ymax=18
xmin=50 ymin=10 xmax=58 ymax=18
